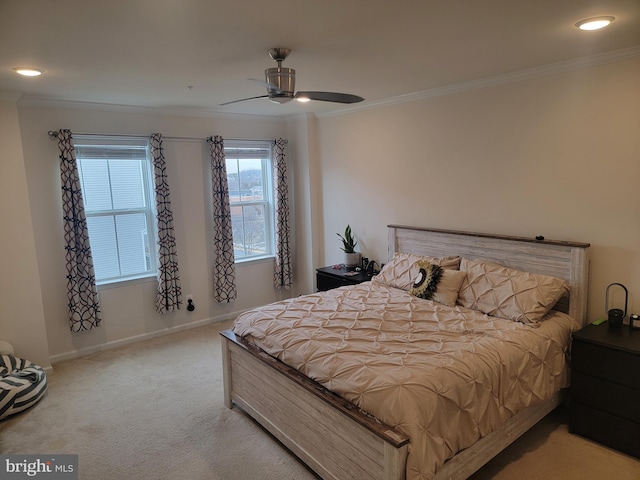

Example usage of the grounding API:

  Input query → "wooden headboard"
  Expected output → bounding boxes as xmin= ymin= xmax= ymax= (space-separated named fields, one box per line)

xmin=388 ymin=225 xmax=591 ymax=326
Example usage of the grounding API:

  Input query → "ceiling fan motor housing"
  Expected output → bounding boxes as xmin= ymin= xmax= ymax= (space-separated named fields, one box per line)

xmin=265 ymin=67 xmax=295 ymax=103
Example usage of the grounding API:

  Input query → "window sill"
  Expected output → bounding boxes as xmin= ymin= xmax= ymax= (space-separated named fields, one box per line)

xmin=94 ymin=256 xmax=274 ymax=291
xmin=235 ymin=255 xmax=274 ymax=266
xmin=97 ymin=274 xmax=157 ymax=290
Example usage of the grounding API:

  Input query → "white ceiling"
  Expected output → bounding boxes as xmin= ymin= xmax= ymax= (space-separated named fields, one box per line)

xmin=1 ymin=0 xmax=639 ymax=117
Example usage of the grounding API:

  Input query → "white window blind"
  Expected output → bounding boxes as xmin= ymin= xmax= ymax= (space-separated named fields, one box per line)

xmin=224 ymin=141 xmax=274 ymax=261
xmin=74 ymin=136 xmax=157 ymax=284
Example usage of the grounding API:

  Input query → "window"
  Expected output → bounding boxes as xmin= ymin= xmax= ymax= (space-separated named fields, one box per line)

xmin=74 ymin=136 xmax=157 ymax=284
xmin=224 ymin=140 xmax=274 ymax=261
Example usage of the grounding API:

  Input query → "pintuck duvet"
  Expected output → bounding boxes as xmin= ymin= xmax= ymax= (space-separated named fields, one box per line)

xmin=232 ymin=281 xmax=579 ymax=480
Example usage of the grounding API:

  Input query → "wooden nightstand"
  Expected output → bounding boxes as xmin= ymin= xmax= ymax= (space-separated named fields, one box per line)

xmin=569 ymin=322 xmax=640 ymax=458
xmin=316 ymin=266 xmax=373 ymax=291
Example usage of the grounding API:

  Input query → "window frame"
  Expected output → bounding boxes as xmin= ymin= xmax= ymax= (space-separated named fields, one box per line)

xmin=73 ymin=135 xmax=158 ymax=285
xmin=224 ymin=140 xmax=275 ymax=263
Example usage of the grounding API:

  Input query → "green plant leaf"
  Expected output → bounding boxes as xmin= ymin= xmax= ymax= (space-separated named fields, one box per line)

xmin=337 ymin=224 xmax=357 ymax=253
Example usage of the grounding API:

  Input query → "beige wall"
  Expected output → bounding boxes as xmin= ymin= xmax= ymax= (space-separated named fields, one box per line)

xmin=5 ymin=55 xmax=639 ymax=365
xmin=0 ymin=95 xmax=51 ymax=368
xmin=16 ymin=102 xmax=301 ymax=361
xmin=315 ymin=58 xmax=640 ymax=322
xmin=286 ymin=113 xmax=324 ymax=295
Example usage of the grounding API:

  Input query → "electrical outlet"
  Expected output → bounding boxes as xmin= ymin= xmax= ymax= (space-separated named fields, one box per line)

xmin=186 ymin=294 xmax=195 ymax=312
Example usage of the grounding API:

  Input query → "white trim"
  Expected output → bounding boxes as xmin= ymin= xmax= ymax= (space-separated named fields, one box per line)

xmin=14 ymin=45 xmax=640 ymax=120
xmin=225 ymin=139 xmax=276 ymax=261
xmin=96 ymin=272 xmax=156 ymax=290
xmin=236 ymin=254 xmax=275 ymax=265
xmin=48 ymin=310 xmax=247 ymax=364
xmin=316 ymin=45 xmax=640 ymax=118
xmin=16 ymin=95 xmax=285 ymax=122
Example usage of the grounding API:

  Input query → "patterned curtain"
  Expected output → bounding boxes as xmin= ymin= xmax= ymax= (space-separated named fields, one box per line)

xmin=150 ymin=133 xmax=183 ymax=313
xmin=273 ymin=138 xmax=292 ymax=289
xmin=207 ymin=135 xmax=237 ymax=302
xmin=57 ymin=129 xmax=102 ymax=332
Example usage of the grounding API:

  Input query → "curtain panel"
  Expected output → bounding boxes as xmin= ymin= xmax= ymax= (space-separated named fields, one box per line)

xmin=208 ymin=135 xmax=237 ymax=302
xmin=150 ymin=133 xmax=183 ymax=313
xmin=57 ymin=129 xmax=102 ymax=332
xmin=273 ymin=138 xmax=292 ymax=289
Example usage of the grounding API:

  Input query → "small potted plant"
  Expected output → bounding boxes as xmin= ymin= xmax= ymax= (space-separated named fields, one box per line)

xmin=337 ymin=224 xmax=361 ymax=268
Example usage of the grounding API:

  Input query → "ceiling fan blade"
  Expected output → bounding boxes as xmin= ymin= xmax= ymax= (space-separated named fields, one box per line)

xmin=295 ymin=91 xmax=364 ymax=104
xmin=225 ymin=50 xmax=363 ymax=107
xmin=220 ymin=95 xmax=269 ymax=106
xmin=248 ymin=78 xmax=283 ymax=94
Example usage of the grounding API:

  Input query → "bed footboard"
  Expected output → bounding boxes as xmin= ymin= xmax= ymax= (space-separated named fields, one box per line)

xmin=220 ymin=330 xmax=409 ymax=480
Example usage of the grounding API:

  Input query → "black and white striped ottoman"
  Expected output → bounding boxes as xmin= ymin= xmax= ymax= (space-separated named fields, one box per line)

xmin=0 ymin=355 xmax=48 ymax=420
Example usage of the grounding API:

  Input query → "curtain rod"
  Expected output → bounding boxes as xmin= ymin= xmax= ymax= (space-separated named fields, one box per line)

xmin=47 ymin=130 xmax=274 ymax=143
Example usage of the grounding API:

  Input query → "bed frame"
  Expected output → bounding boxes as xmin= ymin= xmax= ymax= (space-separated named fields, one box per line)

xmin=220 ymin=225 xmax=590 ymax=480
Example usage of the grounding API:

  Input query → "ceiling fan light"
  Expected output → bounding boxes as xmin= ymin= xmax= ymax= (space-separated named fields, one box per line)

xmin=268 ymin=95 xmax=293 ymax=104
xmin=13 ymin=67 xmax=44 ymax=77
xmin=575 ymin=16 xmax=615 ymax=31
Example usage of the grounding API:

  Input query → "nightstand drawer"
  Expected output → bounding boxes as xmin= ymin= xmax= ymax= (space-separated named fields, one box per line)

xmin=569 ymin=401 xmax=640 ymax=459
xmin=571 ymin=371 xmax=640 ymax=423
xmin=317 ymin=272 xmax=352 ymax=291
xmin=572 ymin=339 xmax=640 ymax=390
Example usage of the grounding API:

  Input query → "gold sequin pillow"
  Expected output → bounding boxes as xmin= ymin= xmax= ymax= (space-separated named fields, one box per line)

xmin=410 ymin=260 xmax=444 ymax=300
xmin=373 ymin=253 xmax=461 ymax=291
xmin=457 ymin=258 xmax=569 ymax=325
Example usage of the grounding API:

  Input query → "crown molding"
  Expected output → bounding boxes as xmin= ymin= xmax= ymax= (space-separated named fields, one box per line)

xmin=317 ymin=45 xmax=640 ymax=118
xmin=16 ymin=96 xmax=286 ymax=123
xmin=14 ymin=45 xmax=640 ymax=121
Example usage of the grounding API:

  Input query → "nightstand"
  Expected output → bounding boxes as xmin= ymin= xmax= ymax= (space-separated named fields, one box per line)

xmin=316 ymin=266 xmax=373 ymax=292
xmin=569 ymin=322 xmax=640 ymax=458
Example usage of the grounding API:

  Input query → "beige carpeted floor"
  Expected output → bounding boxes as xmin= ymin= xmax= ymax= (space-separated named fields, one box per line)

xmin=1 ymin=320 xmax=639 ymax=480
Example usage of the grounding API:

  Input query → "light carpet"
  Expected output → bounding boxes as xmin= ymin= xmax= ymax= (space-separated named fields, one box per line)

xmin=1 ymin=320 xmax=638 ymax=479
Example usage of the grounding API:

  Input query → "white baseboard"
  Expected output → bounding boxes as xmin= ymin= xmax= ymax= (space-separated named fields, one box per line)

xmin=49 ymin=311 xmax=244 ymax=365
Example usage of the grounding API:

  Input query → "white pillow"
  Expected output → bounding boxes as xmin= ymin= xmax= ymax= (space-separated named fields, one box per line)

xmin=457 ymin=258 xmax=569 ymax=324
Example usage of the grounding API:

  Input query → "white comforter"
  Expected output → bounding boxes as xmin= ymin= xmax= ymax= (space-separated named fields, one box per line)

xmin=233 ymin=281 xmax=579 ymax=479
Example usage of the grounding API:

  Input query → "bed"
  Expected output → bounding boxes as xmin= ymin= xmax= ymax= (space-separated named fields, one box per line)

xmin=220 ymin=225 xmax=590 ymax=480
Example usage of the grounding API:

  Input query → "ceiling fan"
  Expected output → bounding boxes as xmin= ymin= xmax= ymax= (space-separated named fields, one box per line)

xmin=220 ymin=48 xmax=364 ymax=106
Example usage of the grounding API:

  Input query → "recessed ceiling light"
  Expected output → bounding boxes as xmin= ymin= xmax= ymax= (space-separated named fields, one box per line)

xmin=12 ymin=67 xmax=44 ymax=77
xmin=575 ymin=16 xmax=615 ymax=31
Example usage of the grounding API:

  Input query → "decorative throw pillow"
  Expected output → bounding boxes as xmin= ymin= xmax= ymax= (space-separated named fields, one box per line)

xmin=431 ymin=270 xmax=467 ymax=307
xmin=410 ymin=260 xmax=444 ymax=300
xmin=457 ymin=258 xmax=570 ymax=325
xmin=373 ymin=253 xmax=461 ymax=291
